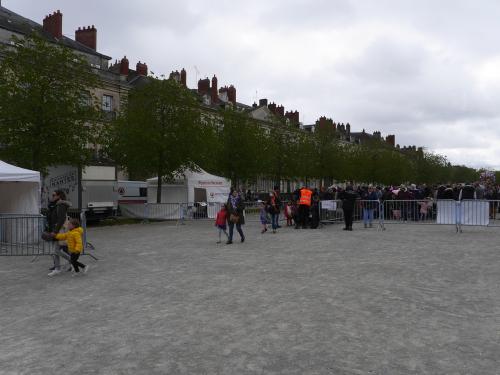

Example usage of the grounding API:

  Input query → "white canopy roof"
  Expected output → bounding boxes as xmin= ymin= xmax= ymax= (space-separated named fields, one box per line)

xmin=0 ymin=160 xmax=40 ymax=182
xmin=0 ymin=160 xmax=41 ymax=214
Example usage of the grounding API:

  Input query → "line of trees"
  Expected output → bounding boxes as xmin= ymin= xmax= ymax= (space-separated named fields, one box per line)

xmin=0 ymin=32 xmax=483 ymax=201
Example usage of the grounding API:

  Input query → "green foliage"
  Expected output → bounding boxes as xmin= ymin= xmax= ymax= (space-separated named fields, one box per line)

xmin=0 ymin=33 xmax=100 ymax=173
xmin=104 ymin=77 xmax=203 ymax=202
xmin=210 ymin=108 xmax=265 ymax=186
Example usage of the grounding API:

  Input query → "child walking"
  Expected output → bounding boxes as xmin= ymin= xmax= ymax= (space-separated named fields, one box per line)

xmin=259 ymin=201 xmax=269 ymax=234
xmin=52 ymin=218 xmax=88 ymax=276
xmin=215 ymin=204 xmax=229 ymax=243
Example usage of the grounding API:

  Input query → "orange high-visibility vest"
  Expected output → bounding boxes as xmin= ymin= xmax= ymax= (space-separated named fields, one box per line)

xmin=299 ymin=188 xmax=312 ymax=206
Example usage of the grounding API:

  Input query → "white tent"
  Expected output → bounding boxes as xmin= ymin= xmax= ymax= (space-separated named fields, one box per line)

xmin=147 ymin=167 xmax=231 ymax=204
xmin=0 ymin=160 xmax=41 ymax=214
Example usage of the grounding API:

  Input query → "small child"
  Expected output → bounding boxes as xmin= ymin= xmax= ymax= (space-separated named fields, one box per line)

xmin=259 ymin=201 xmax=269 ymax=234
xmin=215 ymin=204 xmax=229 ymax=243
xmin=52 ymin=218 xmax=88 ymax=276
xmin=419 ymin=197 xmax=433 ymax=221
xmin=284 ymin=202 xmax=293 ymax=226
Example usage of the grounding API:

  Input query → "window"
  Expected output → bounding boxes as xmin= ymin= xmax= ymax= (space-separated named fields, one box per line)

xmin=102 ymin=94 xmax=113 ymax=112
xmin=80 ymin=91 xmax=91 ymax=107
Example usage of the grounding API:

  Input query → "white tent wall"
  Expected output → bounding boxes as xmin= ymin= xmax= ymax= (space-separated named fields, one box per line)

xmin=0 ymin=161 xmax=41 ymax=214
xmin=147 ymin=184 xmax=187 ymax=204
xmin=144 ymin=168 xmax=231 ymax=219
xmin=0 ymin=182 xmax=40 ymax=214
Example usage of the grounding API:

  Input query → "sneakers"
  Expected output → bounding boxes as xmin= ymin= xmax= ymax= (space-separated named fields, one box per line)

xmin=65 ymin=264 xmax=73 ymax=272
xmin=226 ymin=240 xmax=233 ymax=245
xmin=84 ymin=264 xmax=90 ymax=274
xmin=48 ymin=269 xmax=62 ymax=277
xmin=241 ymin=237 xmax=245 ymax=243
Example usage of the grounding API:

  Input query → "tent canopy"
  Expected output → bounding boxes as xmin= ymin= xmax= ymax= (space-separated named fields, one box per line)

xmin=0 ymin=160 xmax=41 ymax=214
xmin=147 ymin=167 xmax=231 ymax=204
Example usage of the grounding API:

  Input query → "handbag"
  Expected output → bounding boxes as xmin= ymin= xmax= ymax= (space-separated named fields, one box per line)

xmin=230 ymin=213 xmax=239 ymax=224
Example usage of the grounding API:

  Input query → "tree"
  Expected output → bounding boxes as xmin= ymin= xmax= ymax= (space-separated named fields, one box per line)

xmin=212 ymin=108 xmax=265 ymax=187
xmin=0 ymin=33 xmax=100 ymax=173
xmin=106 ymin=77 xmax=203 ymax=203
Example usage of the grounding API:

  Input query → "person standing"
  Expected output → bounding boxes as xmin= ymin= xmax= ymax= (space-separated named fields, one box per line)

xmin=361 ymin=185 xmax=378 ymax=228
xmin=47 ymin=190 xmax=72 ymax=277
xmin=296 ymin=184 xmax=312 ymax=229
xmin=339 ymin=185 xmax=358 ymax=231
xmin=226 ymin=189 xmax=245 ymax=244
xmin=267 ymin=188 xmax=281 ymax=233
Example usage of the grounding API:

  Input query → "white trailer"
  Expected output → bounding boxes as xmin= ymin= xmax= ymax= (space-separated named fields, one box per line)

xmin=42 ymin=165 xmax=118 ymax=219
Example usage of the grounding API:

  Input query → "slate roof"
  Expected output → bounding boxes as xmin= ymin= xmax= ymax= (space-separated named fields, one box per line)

xmin=0 ymin=5 xmax=111 ymax=60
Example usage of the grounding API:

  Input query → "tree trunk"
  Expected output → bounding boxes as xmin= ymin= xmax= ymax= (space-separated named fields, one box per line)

xmin=157 ymin=174 xmax=162 ymax=204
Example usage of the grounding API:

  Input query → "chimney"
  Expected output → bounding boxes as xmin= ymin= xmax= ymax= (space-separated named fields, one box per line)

xmin=43 ymin=10 xmax=62 ymax=39
xmin=180 ymin=68 xmax=187 ymax=87
xmin=276 ymin=105 xmax=285 ymax=116
xmin=75 ymin=25 xmax=97 ymax=50
xmin=285 ymin=110 xmax=300 ymax=124
xmin=268 ymin=102 xmax=277 ymax=113
xmin=227 ymin=85 xmax=236 ymax=104
xmin=136 ymin=61 xmax=148 ymax=76
xmin=259 ymin=98 xmax=268 ymax=107
xmin=169 ymin=70 xmax=181 ymax=82
xmin=120 ymin=56 xmax=129 ymax=75
xmin=198 ymin=78 xmax=210 ymax=95
xmin=211 ymin=75 xmax=218 ymax=104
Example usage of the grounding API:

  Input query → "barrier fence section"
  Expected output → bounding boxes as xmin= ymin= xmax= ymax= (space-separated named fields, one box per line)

xmin=120 ymin=202 xmax=266 ymax=222
xmin=0 ymin=211 xmax=94 ymax=257
xmin=319 ymin=199 xmax=500 ymax=229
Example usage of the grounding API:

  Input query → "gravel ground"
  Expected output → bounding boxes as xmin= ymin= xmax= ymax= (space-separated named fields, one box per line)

xmin=1 ymin=220 xmax=499 ymax=375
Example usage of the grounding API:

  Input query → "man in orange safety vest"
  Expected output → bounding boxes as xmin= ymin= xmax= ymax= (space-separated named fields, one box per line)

xmin=296 ymin=184 xmax=312 ymax=229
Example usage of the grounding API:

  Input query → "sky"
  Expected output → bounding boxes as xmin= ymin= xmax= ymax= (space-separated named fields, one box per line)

xmin=4 ymin=0 xmax=500 ymax=170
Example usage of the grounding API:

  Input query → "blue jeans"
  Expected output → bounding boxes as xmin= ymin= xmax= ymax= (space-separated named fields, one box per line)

xmin=363 ymin=208 xmax=374 ymax=225
xmin=271 ymin=213 xmax=279 ymax=230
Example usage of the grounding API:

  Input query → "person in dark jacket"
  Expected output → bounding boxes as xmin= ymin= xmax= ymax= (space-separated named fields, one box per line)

xmin=339 ymin=185 xmax=359 ymax=231
xmin=266 ymin=187 xmax=281 ymax=233
xmin=310 ymin=189 xmax=320 ymax=229
xmin=226 ymin=189 xmax=245 ymax=244
xmin=47 ymin=190 xmax=72 ymax=277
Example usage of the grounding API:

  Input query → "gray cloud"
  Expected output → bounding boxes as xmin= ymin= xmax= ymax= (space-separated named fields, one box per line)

xmin=5 ymin=0 xmax=500 ymax=169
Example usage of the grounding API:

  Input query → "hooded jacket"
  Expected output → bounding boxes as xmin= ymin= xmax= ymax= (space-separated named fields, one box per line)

xmin=54 ymin=227 xmax=83 ymax=254
xmin=47 ymin=200 xmax=71 ymax=233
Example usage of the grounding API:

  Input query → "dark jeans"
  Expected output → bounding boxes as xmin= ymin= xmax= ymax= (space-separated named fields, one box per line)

xmin=343 ymin=208 xmax=353 ymax=229
xmin=271 ymin=213 xmax=279 ymax=230
xmin=70 ymin=253 xmax=86 ymax=273
xmin=228 ymin=222 xmax=244 ymax=241
xmin=298 ymin=205 xmax=310 ymax=228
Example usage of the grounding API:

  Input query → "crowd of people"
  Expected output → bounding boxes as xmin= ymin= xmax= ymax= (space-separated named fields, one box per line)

xmin=223 ymin=180 xmax=500 ymax=238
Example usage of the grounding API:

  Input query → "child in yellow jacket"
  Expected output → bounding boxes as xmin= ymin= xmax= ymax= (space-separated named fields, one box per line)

xmin=52 ymin=218 xmax=89 ymax=275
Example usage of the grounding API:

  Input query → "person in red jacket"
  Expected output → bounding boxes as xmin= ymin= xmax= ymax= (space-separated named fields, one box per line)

xmin=215 ymin=204 xmax=229 ymax=243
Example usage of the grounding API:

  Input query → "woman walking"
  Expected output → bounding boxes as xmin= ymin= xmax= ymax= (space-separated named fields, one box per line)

xmin=226 ymin=189 xmax=245 ymax=244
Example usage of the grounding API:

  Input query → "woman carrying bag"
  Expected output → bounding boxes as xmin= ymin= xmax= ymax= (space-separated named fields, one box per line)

xmin=226 ymin=189 xmax=245 ymax=244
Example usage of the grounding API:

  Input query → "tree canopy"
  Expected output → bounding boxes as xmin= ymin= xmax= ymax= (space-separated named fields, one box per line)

xmin=0 ymin=33 xmax=100 ymax=173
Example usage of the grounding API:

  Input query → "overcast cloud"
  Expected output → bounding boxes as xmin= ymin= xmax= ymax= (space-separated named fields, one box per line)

xmin=5 ymin=0 xmax=500 ymax=169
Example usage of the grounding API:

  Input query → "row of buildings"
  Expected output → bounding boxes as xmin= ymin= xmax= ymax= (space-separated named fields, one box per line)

xmin=0 ymin=4 xmax=422 ymax=175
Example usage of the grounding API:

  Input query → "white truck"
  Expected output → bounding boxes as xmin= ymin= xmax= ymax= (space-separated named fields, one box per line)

xmin=42 ymin=165 xmax=118 ymax=220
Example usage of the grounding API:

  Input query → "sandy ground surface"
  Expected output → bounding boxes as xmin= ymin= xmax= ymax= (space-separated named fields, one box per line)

xmin=1 ymin=220 xmax=499 ymax=374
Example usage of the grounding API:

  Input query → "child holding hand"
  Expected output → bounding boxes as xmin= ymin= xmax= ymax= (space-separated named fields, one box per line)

xmin=52 ymin=218 xmax=88 ymax=276
xmin=215 ymin=204 xmax=229 ymax=243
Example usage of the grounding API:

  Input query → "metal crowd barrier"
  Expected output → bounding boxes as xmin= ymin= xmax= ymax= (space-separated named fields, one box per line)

xmin=319 ymin=199 xmax=500 ymax=231
xmin=0 ymin=211 xmax=96 ymax=258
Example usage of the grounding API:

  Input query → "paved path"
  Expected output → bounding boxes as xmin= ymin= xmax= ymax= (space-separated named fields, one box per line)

xmin=1 ymin=221 xmax=499 ymax=374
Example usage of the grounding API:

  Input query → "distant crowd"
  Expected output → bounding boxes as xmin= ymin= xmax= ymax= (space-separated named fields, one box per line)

xmin=229 ymin=180 xmax=500 ymax=234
